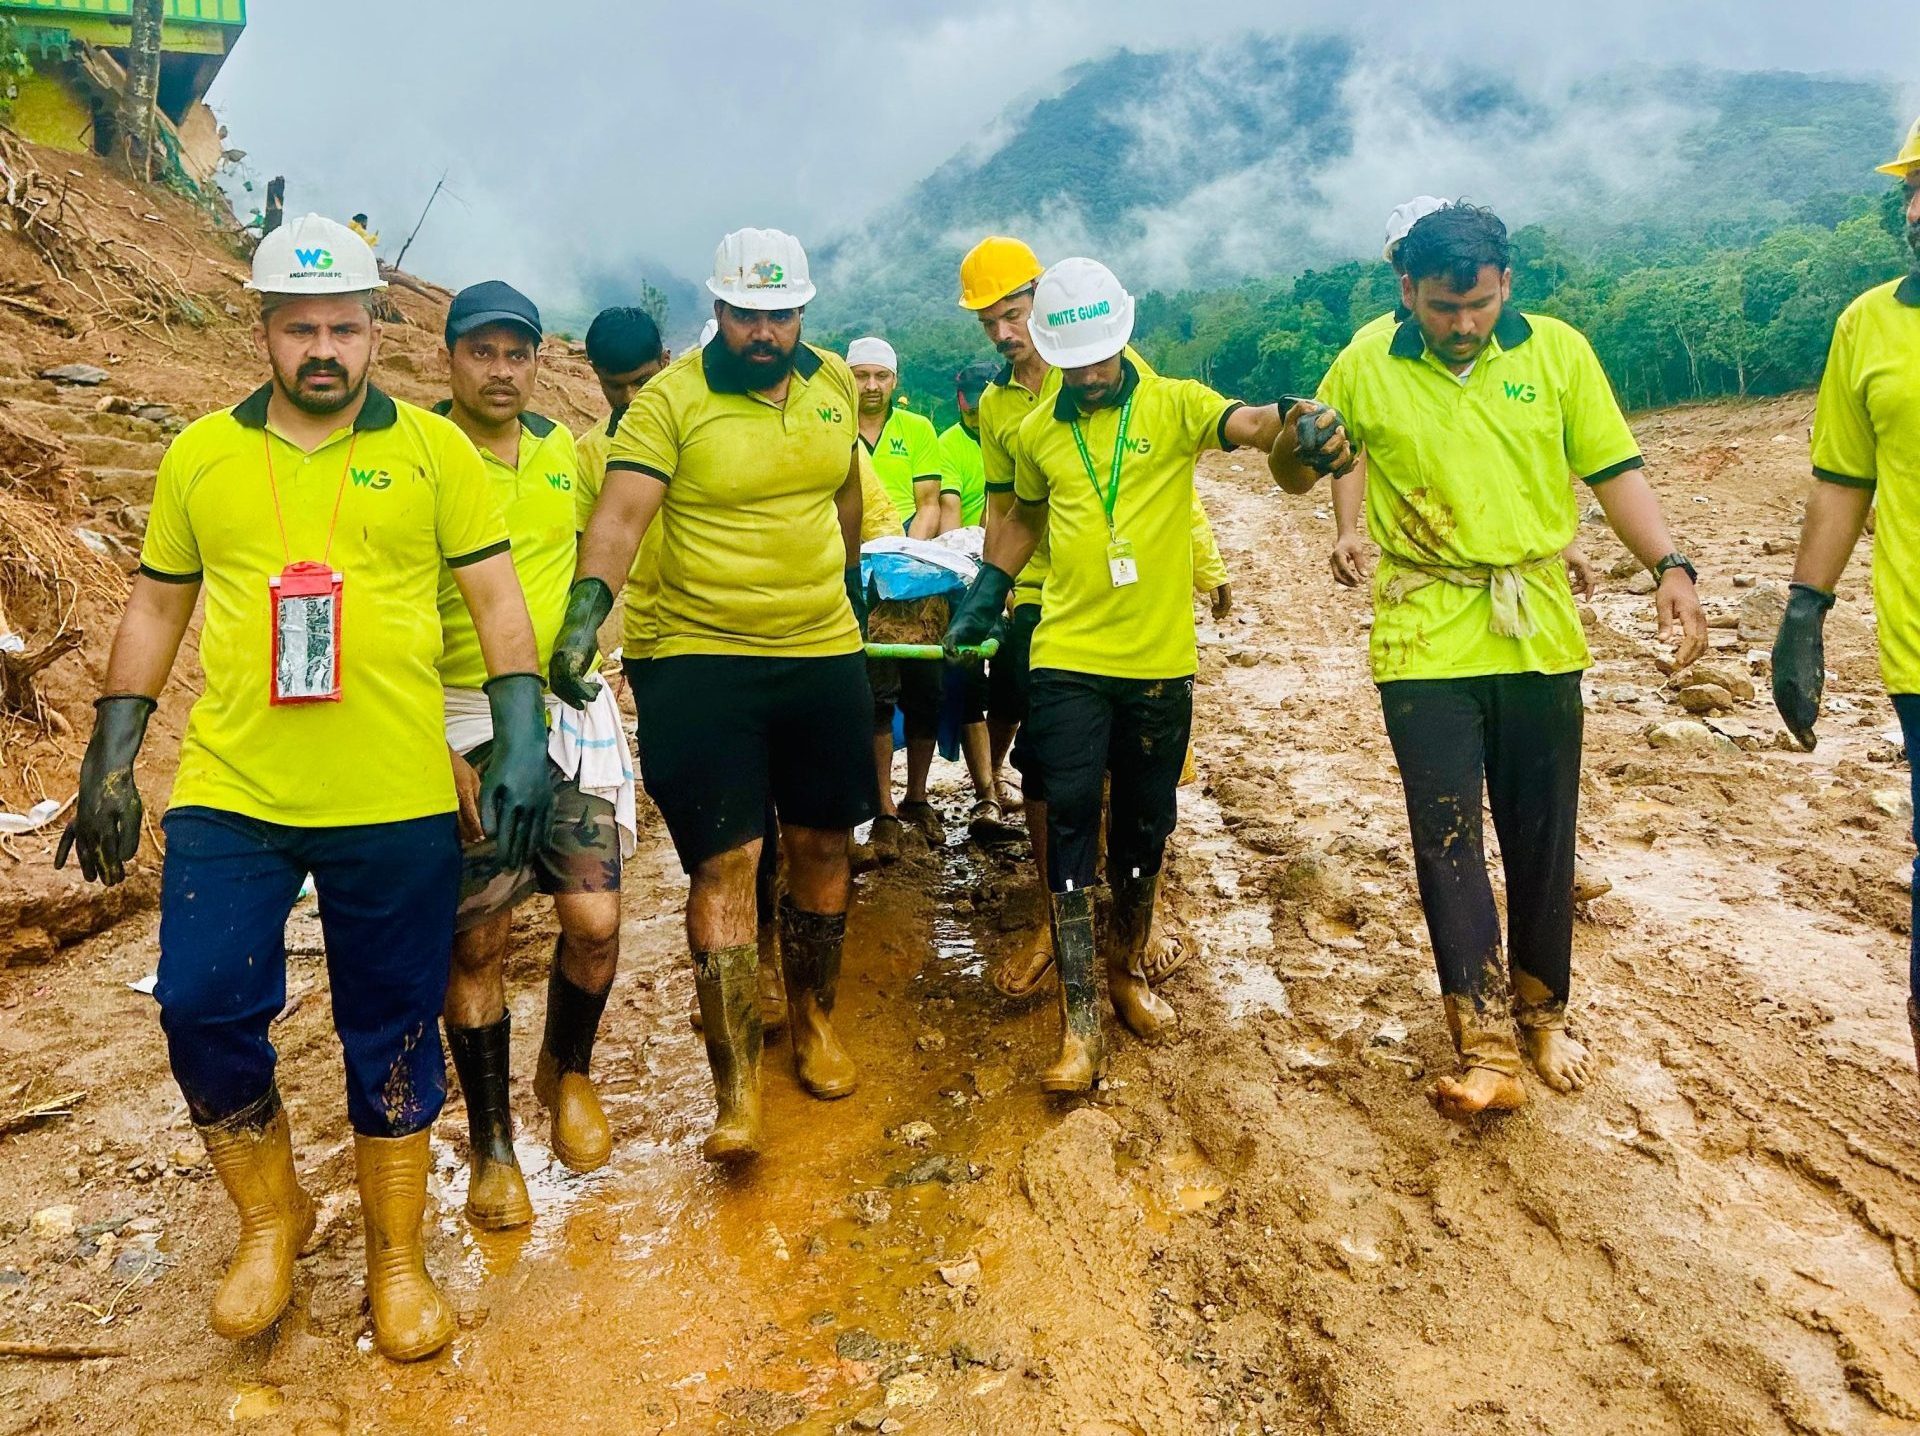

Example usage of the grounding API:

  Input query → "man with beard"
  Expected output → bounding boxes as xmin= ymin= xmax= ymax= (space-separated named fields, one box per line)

xmin=549 ymin=228 xmax=873 ymax=1164
xmin=432 ymin=282 xmax=633 ymax=1229
xmin=1284 ymin=202 xmax=1706 ymax=1120
xmin=1773 ymin=117 xmax=1920 ymax=1075
xmin=55 ymin=217 xmax=550 ymax=1359
xmin=945 ymin=256 xmax=1331 ymax=1090
xmin=960 ymin=236 xmax=1231 ymax=999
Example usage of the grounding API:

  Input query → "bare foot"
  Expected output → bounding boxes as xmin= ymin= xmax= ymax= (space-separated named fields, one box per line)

xmin=1430 ymin=1066 xmax=1527 ymax=1120
xmin=1523 ymin=1026 xmax=1592 ymax=1094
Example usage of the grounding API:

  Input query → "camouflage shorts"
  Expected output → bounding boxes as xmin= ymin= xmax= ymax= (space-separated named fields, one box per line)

xmin=455 ymin=754 xmax=620 ymax=930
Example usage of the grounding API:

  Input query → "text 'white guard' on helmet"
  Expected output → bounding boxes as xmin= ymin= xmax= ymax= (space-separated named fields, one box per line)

xmin=1028 ymin=258 xmax=1134 ymax=371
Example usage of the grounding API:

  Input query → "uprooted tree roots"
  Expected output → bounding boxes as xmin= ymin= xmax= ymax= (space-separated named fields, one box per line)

xmin=0 ymin=131 xmax=213 ymax=334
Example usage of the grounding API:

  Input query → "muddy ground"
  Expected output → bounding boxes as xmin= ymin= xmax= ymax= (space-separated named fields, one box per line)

xmin=3 ymin=381 xmax=1918 ymax=1434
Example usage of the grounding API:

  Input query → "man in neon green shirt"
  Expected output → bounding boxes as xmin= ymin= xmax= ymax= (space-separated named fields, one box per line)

xmin=432 ymin=281 xmax=628 ymax=1231
xmin=1772 ymin=116 xmax=1920 ymax=1074
xmin=1290 ymin=203 xmax=1705 ymax=1122
xmin=937 ymin=361 xmax=996 ymax=531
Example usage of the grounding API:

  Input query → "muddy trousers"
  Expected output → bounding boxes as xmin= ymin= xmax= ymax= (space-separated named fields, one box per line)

xmin=1896 ymin=693 xmax=1920 ymax=1001
xmin=1379 ymin=673 xmax=1583 ymax=1022
xmin=155 ymin=807 xmax=461 ymax=1137
xmin=1026 ymin=669 xmax=1194 ymax=892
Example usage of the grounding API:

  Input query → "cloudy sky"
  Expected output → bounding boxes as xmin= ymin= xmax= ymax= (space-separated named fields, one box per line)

xmin=207 ymin=0 xmax=1914 ymax=316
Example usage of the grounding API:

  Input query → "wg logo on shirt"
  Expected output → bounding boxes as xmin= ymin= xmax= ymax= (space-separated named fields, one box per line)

xmin=1502 ymin=381 xmax=1538 ymax=404
xmin=1122 ymin=436 xmax=1154 ymax=455
xmin=817 ymin=405 xmax=845 ymax=424
xmin=887 ymin=438 xmax=909 ymax=458
xmin=546 ymin=472 xmax=572 ymax=491
xmin=348 ymin=466 xmax=392 ymax=490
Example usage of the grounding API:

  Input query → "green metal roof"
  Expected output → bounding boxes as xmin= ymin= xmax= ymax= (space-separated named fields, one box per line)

xmin=0 ymin=0 xmax=246 ymax=26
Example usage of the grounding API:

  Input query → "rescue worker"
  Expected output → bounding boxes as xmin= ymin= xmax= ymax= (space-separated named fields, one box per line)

xmin=1284 ymin=203 xmax=1706 ymax=1120
xmin=946 ymin=256 xmax=1322 ymax=1090
xmin=851 ymin=336 xmax=950 ymax=849
xmin=433 ymin=282 xmax=634 ymax=1229
xmin=54 ymin=217 xmax=551 ymax=1359
xmin=961 ymin=236 xmax=1229 ymax=998
xmin=1334 ymin=199 xmax=1612 ymax=905
xmin=1772 ymin=116 xmax=1920 ymax=1075
xmin=551 ymin=228 xmax=874 ymax=1164
xmin=937 ymin=361 xmax=998 ymax=532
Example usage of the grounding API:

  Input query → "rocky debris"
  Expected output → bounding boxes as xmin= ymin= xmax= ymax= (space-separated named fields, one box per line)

xmin=935 ymin=1254 xmax=981 ymax=1290
xmin=1737 ymin=583 xmax=1790 ymax=644
xmin=889 ymin=1120 xmax=936 ymax=1148
xmin=1626 ymin=570 xmax=1658 ymax=595
xmin=30 ymin=1205 xmax=78 ymax=1240
xmin=915 ymin=1030 xmax=946 ymax=1053
xmin=1677 ymin=683 xmax=1735 ymax=714
xmin=38 ymin=363 xmax=110 ymax=386
xmin=889 ymin=1154 xmax=974 ymax=1188
xmin=1687 ymin=663 xmax=1758 ymax=701
xmin=1732 ymin=573 xmax=1758 ymax=588
xmin=885 ymin=1371 xmax=939 ymax=1409
xmin=851 ymin=1406 xmax=901 ymax=1433
xmin=1645 ymin=720 xmax=1737 ymax=754
xmin=847 ymin=1190 xmax=892 ymax=1226
xmin=1871 ymin=790 xmax=1914 ymax=821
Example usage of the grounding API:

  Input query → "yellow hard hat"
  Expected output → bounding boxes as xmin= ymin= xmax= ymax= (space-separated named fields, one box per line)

xmin=1877 ymin=116 xmax=1920 ymax=177
xmin=958 ymin=236 xmax=1044 ymax=311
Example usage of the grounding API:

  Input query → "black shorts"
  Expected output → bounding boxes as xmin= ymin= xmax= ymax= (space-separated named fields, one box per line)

xmin=634 ymin=652 xmax=876 ymax=872
xmin=868 ymin=656 xmax=943 ymax=742
xmin=986 ymin=602 xmax=1040 ymax=727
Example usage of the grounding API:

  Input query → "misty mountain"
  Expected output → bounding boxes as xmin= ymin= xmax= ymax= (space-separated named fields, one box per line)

xmin=812 ymin=36 xmax=1901 ymax=327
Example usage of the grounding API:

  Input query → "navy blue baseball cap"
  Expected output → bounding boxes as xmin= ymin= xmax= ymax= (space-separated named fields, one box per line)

xmin=446 ymin=280 xmax=542 ymax=345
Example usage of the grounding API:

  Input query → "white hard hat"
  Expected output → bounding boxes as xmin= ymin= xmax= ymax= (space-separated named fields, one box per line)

xmin=1383 ymin=196 xmax=1448 ymax=262
xmin=707 ymin=226 xmax=816 ymax=310
xmin=846 ymin=336 xmax=897 ymax=372
xmin=1028 ymin=258 xmax=1134 ymax=371
xmin=698 ymin=316 xmax=718 ymax=348
xmin=247 ymin=213 xmax=385 ymax=295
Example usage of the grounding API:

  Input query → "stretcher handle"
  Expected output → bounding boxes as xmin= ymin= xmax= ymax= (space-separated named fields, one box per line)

xmin=863 ymin=639 xmax=1000 ymax=661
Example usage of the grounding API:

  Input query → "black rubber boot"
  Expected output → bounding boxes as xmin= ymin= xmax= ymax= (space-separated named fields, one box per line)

xmin=779 ymin=897 xmax=858 ymax=1099
xmin=534 ymin=946 xmax=614 ymax=1172
xmin=445 ymin=1017 xmax=532 ymax=1229
xmin=1040 ymin=887 xmax=1104 ymax=1092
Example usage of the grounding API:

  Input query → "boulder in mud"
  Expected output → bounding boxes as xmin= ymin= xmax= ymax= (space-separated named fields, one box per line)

xmin=1736 ymin=582 xmax=1790 ymax=644
xmin=1645 ymin=720 xmax=1737 ymax=754
xmin=1676 ymin=683 xmax=1735 ymax=714
xmin=1019 ymin=1107 xmax=1124 ymax=1221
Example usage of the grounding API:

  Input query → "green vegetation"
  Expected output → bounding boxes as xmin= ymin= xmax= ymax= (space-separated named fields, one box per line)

xmin=819 ymin=186 xmax=1910 ymax=428
xmin=0 ymin=18 xmax=33 ymax=121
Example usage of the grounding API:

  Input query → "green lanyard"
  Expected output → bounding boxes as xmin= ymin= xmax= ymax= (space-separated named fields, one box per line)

xmin=1069 ymin=394 xmax=1134 ymax=538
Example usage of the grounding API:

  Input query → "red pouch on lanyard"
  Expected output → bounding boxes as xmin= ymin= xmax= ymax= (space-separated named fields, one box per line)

xmin=269 ymin=560 xmax=343 ymax=704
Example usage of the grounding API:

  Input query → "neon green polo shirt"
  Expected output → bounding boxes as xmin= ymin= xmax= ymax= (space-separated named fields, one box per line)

xmin=982 ymin=346 xmax=1156 ymax=609
xmin=939 ymin=420 xmax=987 ymax=526
xmin=577 ymin=404 xmax=667 ymax=660
xmin=862 ymin=406 xmax=941 ymax=531
xmin=1012 ymin=363 xmax=1240 ymax=680
xmin=1317 ymin=309 xmax=1641 ymax=684
xmin=1353 ymin=305 xmax=1409 ymax=341
xmin=1810 ymin=274 xmax=1920 ymax=693
xmin=434 ymin=406 xmax=579 ymax=688
xmin=140 ymin=385 xmax=509 ymax=825
xmin=606 ymin=342 xmax=862 ymax=660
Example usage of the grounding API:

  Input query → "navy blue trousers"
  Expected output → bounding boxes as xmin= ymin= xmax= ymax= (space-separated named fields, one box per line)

xmin=156 ymin=807 xmax=461 ymax=1136
xmin=1895 ymin=694 xmax=1920 ymax=1002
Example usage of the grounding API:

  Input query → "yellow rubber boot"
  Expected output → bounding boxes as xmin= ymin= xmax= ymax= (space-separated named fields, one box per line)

xmin=779 ymin=898 xmax=858 ymax=1100
xmin=354 ymin=1130 xmax=455 ymax=1361
xmin=1040 ymin=888 xmax=1105 ymax=1092
xmin=199 ymin=1089 xmax=316 ymax=1340
xmin=693 ymin=943 xmax=764 ymax=1163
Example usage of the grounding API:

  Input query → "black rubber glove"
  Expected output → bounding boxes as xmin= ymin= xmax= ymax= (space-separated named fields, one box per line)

xmin=55 ymin=694 xmax=155 ymax=887
xmin=547 ymin=577 xmax=613 ymax=709
xmin=1280 ymin=396 xmax=1354 ymax=476
xmin=845 ymin=564 xmax=869 ymax=641
xmin=1771 ymin=582 xmax=1835 ymax=750
xmin=944 ymin=562 xmax=1015 ymax=660
xmin=480 ymin=672 xmax=553 ymax=870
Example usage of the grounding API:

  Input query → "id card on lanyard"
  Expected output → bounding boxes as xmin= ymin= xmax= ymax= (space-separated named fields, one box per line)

xmin=263 ymin=430 xmax=358 ymax=706
xmin=1070 ymin=393 xmax=1138 ymax=588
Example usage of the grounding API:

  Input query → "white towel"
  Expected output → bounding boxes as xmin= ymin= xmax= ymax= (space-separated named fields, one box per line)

xmin=442 ymin=684 xmax=638 ymax=861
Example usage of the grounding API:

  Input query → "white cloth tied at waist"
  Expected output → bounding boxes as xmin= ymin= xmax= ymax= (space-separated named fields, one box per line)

xmin=443 ymin=683 xmax=637 ymax=860
xmin=1379 ymin=552 xmax=1562 ymax=640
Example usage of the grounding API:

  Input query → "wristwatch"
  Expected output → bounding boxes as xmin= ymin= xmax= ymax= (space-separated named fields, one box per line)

xmin=1652 ymin=552 xmax=1697 ymax=584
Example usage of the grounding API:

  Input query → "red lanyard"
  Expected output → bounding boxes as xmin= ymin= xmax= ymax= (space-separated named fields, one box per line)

xmin=262 ymin=429 xmax=360 ymax=566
